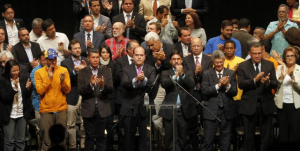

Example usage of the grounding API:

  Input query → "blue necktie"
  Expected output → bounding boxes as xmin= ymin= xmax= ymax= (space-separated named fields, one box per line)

xmin=126 ymin=14 xmax=131 ymax=39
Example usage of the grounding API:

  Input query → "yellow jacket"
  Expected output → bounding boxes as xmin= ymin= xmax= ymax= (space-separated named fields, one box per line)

xmin=34 ymin=65 xmax=71 ymax=113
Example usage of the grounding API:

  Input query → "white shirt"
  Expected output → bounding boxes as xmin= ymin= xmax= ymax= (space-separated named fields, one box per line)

xmin=214 ymin=69 xmax=231 ymax=92
xmin=185 ymin=0 xmax=193 ymax=8
xmin=193 ymin=53 xmax=202 ymax=65
xmin=5 ymin=20 xmax=19 ymax=45
xmin=29 ymin=30 xmax=40 ymax=42
xmin=23 ymin=43 xmax=33 ymax=62
xmin=37 ymin=32 xmax=69 ymax=65
xmin=282 ymin=75 xmax=294 ymax=103
xmin=118 ymin=0 xmax=122 ymax=12
xmin=92 ymin=14 xmax=100 ymax=30
xmin=181 ymin=42 xmax=189 ymax=56
xmin=85 ymin=31 xmax=93 ymax=43
xmin=10 ymin=80 xmax=23 ymax=118
xmin=123 ymin=11 xmax=133 ymax=23
xmin=127 ymin=55 xmax=133 ymax=65
xmin=252 ymin=61 xmax=261 ymax=72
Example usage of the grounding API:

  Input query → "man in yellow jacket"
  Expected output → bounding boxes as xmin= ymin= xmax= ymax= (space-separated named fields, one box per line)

xmin=35 ymin=48 xmax=71 ymax=151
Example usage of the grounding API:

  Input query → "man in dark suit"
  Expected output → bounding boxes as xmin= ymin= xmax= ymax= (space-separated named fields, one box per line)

xmin=120 ymin=46 xmax=155 ymax=151
xmin=170 ymin=0 xmax=209 ymax=27
xmin=159 ymin=50 xmax=197 ymax=151
xmin=232 ymin=18 xmax=257 ymax=59
xmin=0 ymin=27 xmax=11 ymax=52
xmin=77 ymin=47 xmax=113 ymax=151
xmin=73 ymin=0 xmax=90 ymax=33
xmin=61 ymin=39 xmax=88 ymax=151
xmin=0 ymin=4 xmax=25 ymax=45
xmin=201 ymin=50 xmax=237 ymax=151
xmin=174 ymin=27 xmax=192 ymax=57
xmin=112 ymin=0 xmax=146 ymax=43
xmin=183 ymin=37 xmax=212 ymax=150
xmin=12 ymin=28 xmax=42 ymax=72
xmin=74 ymin=15 xmax=105 ymax=57
xmin=237 ymin=42 xmax=277 ymax=151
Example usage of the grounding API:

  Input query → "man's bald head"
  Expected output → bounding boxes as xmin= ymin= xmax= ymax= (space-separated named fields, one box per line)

xmin=190 ymin=37 xmax=203 ymax=55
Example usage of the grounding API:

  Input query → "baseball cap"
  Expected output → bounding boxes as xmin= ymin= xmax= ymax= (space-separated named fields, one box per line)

xmin=45 ymin=48 xmax=57 ymax=59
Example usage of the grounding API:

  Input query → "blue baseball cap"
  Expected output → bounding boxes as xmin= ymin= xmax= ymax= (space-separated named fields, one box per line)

xmin=45 ymin=48 xmax=57 ymax=59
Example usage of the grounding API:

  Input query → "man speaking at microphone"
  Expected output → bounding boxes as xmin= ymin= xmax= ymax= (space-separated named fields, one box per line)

xmin=159 ymin=50 xmax=197 ymax=151
xmin=201 ymin=50 xmax=237 ymax=151
xmin=120 ymin=46 xmax=156 ymax=151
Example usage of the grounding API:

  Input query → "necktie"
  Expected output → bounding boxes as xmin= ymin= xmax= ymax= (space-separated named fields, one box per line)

xmin=137 ymin=67 xmax=141 ymax=84
xmin=153 ymin=0 xmax=157 ymax=16
xmin=217 ymin=73 xmax=224 ymax=108
xmin=218 ymin=73 xmax=222 ymax=79
xmin=87 ymin=33 xmax=91 ymax=53
xmin=255 ymin=63 xmax=259 ymax=74
xmin=126 ymin=14 xmax=131 ymax=39
xmin=87 ymin=33 xmax=91 ymax=39
xmin=195 ymin=57 xmax=200 ymax=90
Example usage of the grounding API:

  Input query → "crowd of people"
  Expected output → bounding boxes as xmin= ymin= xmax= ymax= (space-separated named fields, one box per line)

xmin=0 ymin=0 xmax=300 ymax=151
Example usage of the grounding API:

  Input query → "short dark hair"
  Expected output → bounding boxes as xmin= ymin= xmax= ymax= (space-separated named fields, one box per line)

xmin=68 ymin=39 xmax=81 ymax=50
xmin=126 ymin=39 xmax=139 ymax=53
xmin=18 ymin=28 xmax=28 ymax=37
xmin=249 ymin=42 xmax=262 ymax=51
xmin=0 ymin=26 xmax=4 ymax=32
xmin=39 ymin=51 xmax=45 ymax=60
xmin=186 ymin=12 xmax=202 ymax=28
xmin=260 ymin=39 xmax=272 ymax=53
xmin=87 ymin=48 xmax=100 ymax=56
xmin=156 ymin=5 xmax=168 ymax=15
xmin=4 ymin=60 xmax=19 ymax=79
xmin=284 ymin=27 xmax=300 ymax=47
xmin=221 ymin=20 xmax=233 ymax=29
xmin=169 ymin=50 xmax=183 ymax=59
xmin=224 ymin=40 xmax=236 ymax=48
xmin=231 ymin=19 xmax=239 ymax=25
xmin=122 ymin=0 xmax=134 ymax=5
xmin=42 ymin=19 xmax=54 ymax=31
xmin=2 ymin=4 xmax=13 ymax=13
xmin=100 ymin=45 xmax=113 ymax=60
xmin=89 ymin=0 xmax=100 ymax=6
xmin=149 ymin=22 xmax=161 ymax=33
xmin=178 ymin=27 xmax=190 ymax=37
xmin=239 ymin=18 xmax=250 ymax=28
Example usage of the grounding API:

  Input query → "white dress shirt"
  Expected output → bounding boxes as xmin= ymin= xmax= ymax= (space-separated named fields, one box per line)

xmin=193 ymin=53 xmax=202 ymax=65
xmin=282 ymin=75 xmax=294 ymax=103
xmin=85 ymin=31 xmax=94 ymax=43
xmin=181 ymin=42 xmax=189 ymax=56
xmin=29 ymin=30 xmax=40 ymax=42
xmin=92 ymin=14 xmax=100 ymax=30
xmin=5 ymin=20 xmax=19 ymax=45
xmin=23 ymin=43 xmax=34 ymax=62
xmin=123 ymin=11 xmax=134 ymax=23
xmin=215 ymin=69 xmax=231 ymax=92
xmin=10 ymin=80 xmax=23 ymax=119
xmin=127 ymin=55 xmax=133 ymax=65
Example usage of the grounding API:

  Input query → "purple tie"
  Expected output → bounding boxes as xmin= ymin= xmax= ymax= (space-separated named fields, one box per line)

xmin=195 ymin=57 xmax=200 ymax=90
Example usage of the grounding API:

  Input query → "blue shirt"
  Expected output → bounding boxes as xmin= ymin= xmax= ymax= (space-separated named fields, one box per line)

xmin=30 ymin=64 xmax=42 ymax=111
xmin=204 ymin=36 xmax=242 ymax=57
xmin=265 ymin=20 xmax=298 ymax=56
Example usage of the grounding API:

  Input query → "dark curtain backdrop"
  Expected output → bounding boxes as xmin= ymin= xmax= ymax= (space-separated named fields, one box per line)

xmin=0 ymin=0 xmax=284 ymax=40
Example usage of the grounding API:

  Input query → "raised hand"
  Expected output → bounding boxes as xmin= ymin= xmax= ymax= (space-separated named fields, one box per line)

xmin=100 ymin=24 xmax=107 ymax=34
xmin=30 ymin=58 xmax=39 ymax=68
xmin=195 ymin=64 xmax=202 ymax=74
xmin=217 ymin=44 xmax=224 ymax=50
xmin=175 ymin=65 xmax=184 ymax=76
xmin=60 ymin=71 xmax=66 ymax=83
xmin=261 ymin=73 xmax=270 ymax=84
xmin=254 ymin=72 xmax=265 ymax=83
xmin=48 ymin=65 xmax=54 ymax=78
xmin=26 ymin=78 xmax=32 ymax=89
xmin=153 ymin=50 xmax=166 ymax=60
xmin=91 ymin=75 xmax=96 ymax=86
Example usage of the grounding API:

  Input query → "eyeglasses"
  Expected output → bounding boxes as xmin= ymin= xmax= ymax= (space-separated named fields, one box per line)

xmin=285 ymin=55 xmax=296 ymax=59
xmin=192 ymin=45 xmax=201 ymax=48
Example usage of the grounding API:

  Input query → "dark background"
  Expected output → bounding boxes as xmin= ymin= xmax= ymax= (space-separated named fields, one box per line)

xmin=0 ymin=0 xmax=285 ymax=41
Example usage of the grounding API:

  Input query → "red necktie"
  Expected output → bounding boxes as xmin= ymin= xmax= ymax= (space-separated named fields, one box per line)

xmin=153 ymin=0 xmax=157 ymax=16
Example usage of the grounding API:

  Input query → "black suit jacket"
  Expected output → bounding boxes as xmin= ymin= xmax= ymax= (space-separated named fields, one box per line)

xmin=112 ymin=12 xmax=146 ymax=43
xmin=201 ymin=68 xmax=237 ymax=120
xmin=74 ymin=31 xmax=105 ymax=57
xmin=237 ymin=59 xmax=277 ymax=115
xmin=103 ymin=60 xmax=117 ymax=99
xmin=77 ymin=65 xmax=113 ymax=118
xmin=12 ymin=42 xmax=42 ymax=72
xmin=158 ymin=68 xmax=197 ymax=120
xmin=0 ymin=19 xmax=25 ymax=44
xmin=0 ymin=74 xmax=33 ymax=124
xmin=115 ymin=55 xmax=131 ymax=104
xmin=1 ymin=43 xmax=8 ymax=51
xmin=61 ymin=56 xmax=89 ymax=105
xmin=120 ymin=63 xmax=156 ymax=117
xmin=174 ymin=42 xmax=192 ymax=56
xmin=170 ymin=0 xmax=209 ymax=27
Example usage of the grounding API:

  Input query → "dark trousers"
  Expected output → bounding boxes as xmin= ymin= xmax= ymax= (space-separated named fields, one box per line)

xmin=163 ymin=108 xmax=189 ymax=151
xmin=106 ymin=98 xmax=116 ymax=149
xmin=242 ymin=102 xmax=273 ymax=151
xmin=83 ymin=107 xmax=108 ymax=151
xmin=0 ymin=122 xmax=3 ymax=151
xmin=189 ymin=90 xmax=202 ymax=151
xmin=277 ymin=103 xmax=300 ymax=150
xmin=202 ymin=108 xmax=231 ymax=151
xmin=123 ymin=111 xmax=147 ymax=151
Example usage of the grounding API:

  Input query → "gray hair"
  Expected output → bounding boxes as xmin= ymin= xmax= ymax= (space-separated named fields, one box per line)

xmin=249 ymin=42 xmax=262 ymax=50
xmin=31 ymin=18 xmax=43 ymax=28
xmin=247 ymin=37 xmax=259 ymax=49
xmin=279 ymin=4 xmax=289 ymax=14
xmin=255 ymin=27 xmax=265 ymax=34
xmin=211 ymin=50 xmax=225 ymax=60
xmin=126 ymin=40 xmax=139 ymax=50
xmin=145 ymin=32 xmax=160 ymax=42
xmin=0 ymin=50 xmax=14 ymax=60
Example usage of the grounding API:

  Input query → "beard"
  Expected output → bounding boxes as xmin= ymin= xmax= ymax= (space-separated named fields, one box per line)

xmin=113 ymin=31 xmax=122 ymax=37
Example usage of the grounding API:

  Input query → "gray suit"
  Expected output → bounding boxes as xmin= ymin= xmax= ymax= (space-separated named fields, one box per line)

xmin=74 ymin=31 xmax=105 ymax=57
xmin=79 ymin=14 xmax=112 ymax=39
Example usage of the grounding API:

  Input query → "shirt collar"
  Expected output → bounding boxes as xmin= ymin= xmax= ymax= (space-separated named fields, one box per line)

xmin=252 ymin=60 xmax=261 ymax=66
xmin=4 ymin=20 xmax=16 ymax=25
xmin=123 ymin=11 xmax=133 ymax=18
xmin=22 ymin=42 xmax=31 ymax=49
xmin=135 ymin=65 xmax=143 ymax=70
xmin=45 ymin=33 xmax=58 ymax=40
xmin=193 ymin=52 xmax=202 ymax=59
xmin=71 ymin=56 xmax=81 ymax=62
xmin=90 ymin=65 xmax=99 ymax=71
xmin=85 ymin=31 xmax=93 ymax=37
xmin=91 ymin=14 xmax=100 ymax=20
xmin=215 ymin=68 xmax=224 ymax=74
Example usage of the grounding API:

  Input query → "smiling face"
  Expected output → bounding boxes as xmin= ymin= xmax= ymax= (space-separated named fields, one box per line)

xmin=221 ymin=26 xmax=233 ymax=40
xmin=10 ymin=65 xmax=19 ymax=80
xmin=213 ymin=58 xmax=224 ymax=72
xmin=185 ymin=14 xmax=194 ymax=26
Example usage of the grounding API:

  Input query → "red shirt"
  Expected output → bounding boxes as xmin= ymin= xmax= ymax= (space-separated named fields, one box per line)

xmin=105 ymin=37 xmax=130 ymax=60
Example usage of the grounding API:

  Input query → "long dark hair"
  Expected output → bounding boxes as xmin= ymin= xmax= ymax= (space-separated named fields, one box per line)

xmin=4 ymin=60 xmax=19 ymax=79
xmin=100 ymin=45 xmax=113 ymax=61
xmin=186 ymin=12 xmax=202 ymax=28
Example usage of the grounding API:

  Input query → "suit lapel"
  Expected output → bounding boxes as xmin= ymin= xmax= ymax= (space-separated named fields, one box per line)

xmin=189 ymin=55 xmax=196 ymax=71
xmin=81 ymin=32 xmax=86 ymax=49
xmin=92 ymin=31 xmax=97 ymax=47
xmin=210 ymin=68 xmax=219 ymax=84
xmin=247 ymin=59 xmax=256 ymax=78
xmin=260 ymin=59 xmax=267 ymax=75
xmin=19 ymin=44 xmax=30 ymax=63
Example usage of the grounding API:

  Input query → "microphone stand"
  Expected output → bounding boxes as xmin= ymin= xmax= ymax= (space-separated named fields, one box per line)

xmin=112 ymin=74 xmax=160 ymax=129
xmin=168 ymin=76 xmax=222 ymax=122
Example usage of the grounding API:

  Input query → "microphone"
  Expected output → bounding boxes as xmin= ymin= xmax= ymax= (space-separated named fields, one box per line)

xmin=152 ymin=74 xmax=160 ymax=86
